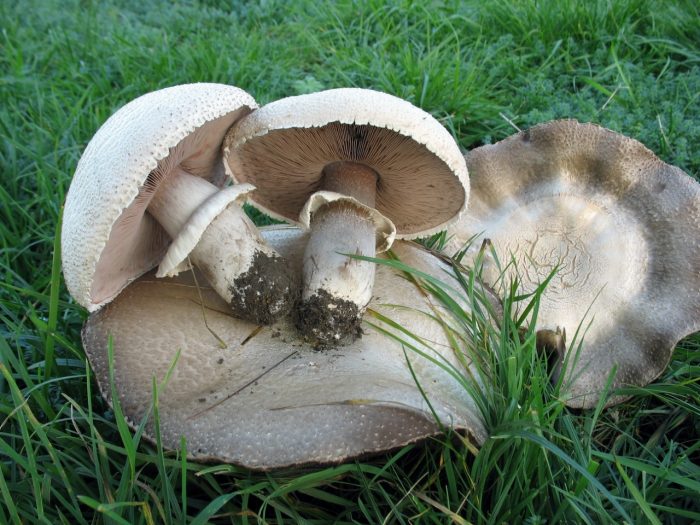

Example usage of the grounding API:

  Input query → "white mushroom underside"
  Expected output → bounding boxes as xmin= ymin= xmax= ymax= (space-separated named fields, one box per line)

xmin=447 ymin=120 xmax=700 ymax=408
xmin=459 ymin=178 xmax=649 ymax=336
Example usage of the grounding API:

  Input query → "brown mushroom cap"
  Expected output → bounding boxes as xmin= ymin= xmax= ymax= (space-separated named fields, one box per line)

xmin=223 ymin=88 xmax=469 ymax=238
xmin=62 ymin=83 xmax=257 ymax=311
xmin=83 ymin=226 xmax=491 ymax=469
xmin=446 ymin=119 xmax=700 ymax=408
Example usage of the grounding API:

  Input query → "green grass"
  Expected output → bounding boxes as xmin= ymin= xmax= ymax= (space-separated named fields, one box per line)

xmin=1 ymin=0 xmax=699 ymax=523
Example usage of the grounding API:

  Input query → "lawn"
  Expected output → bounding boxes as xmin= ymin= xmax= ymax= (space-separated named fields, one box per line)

xmin=1 ymin=0 xmax=699 ymax=523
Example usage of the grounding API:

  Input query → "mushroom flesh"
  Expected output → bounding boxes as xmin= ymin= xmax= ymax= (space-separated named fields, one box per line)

xmin=62 ymin=83 xmax=297 ymax=323
xmin=224 ymin=88 xmax=469 ymax=346
xmin=295 ymin=162 xmax=390 ymax=345
xmin=446 ymin=120 xmax=700 ymax=407
xmin=82 ymin=226 xmax=495 ymax=469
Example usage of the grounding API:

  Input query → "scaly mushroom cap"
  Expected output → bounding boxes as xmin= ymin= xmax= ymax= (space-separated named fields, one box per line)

xmin=223 ymin=88 xmax=469 ymax=239
xmin=83 ymin=227 xmax=492 ymax=469
xmin=62 ymin=83 xmax=257 ymax=311
xmin=446 ymin=119 xmax=700 ymax=408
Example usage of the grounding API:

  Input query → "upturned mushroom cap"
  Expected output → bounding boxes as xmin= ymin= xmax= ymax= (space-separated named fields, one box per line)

xmin=446 ymin=119 xmax=700 ymax=408
xmin=83 ymin=226 xmax=491 ymax=469
xmin=222 ymin=88 xmax=469 ymax=239
xmin=62 ymin=83 xmax=257 ymax=311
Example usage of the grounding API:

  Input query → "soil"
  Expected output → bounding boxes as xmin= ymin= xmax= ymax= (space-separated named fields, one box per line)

xmin=294 ymin=288 xmax=363 ymax=349
xmin=228 ymin=250 xmax=298 ymax=325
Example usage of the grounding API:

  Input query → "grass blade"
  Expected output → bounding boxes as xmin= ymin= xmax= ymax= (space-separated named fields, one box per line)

xmin=43 ymin=206 xmax=63 ymax=382
xmin=190 ymin=494 xmax=236 ymax=525
xmin=614 ymin=457 xmax=662 ymax=525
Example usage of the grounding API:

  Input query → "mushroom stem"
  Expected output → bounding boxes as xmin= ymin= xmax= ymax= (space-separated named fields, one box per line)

xmin=148 ymin=168 xmax=296 ymax=324
xmin=147 ymin=167 xmax=218 ymax=235
xmin=296 ymin=162 xmax=379 ymax=345
xmin=322 ymin=161 xmax=377 ymax=207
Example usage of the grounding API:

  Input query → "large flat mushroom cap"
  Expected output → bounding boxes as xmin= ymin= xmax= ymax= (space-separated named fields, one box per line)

xmin=223 ymin=88 xmax=469 ymax=238
xmin=83 ymin=227 xmax=490 ymax=469
xmin=446 ymin=119 xmax=700 ymax=408
xmin=62 ymin=83 xmax=257 ymax=311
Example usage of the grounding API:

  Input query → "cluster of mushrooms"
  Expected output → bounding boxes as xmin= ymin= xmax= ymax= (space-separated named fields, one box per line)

xmin=62 ymin=83 xmax=700 ymax=469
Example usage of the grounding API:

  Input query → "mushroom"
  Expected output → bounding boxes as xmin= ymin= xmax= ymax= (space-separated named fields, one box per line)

xmin=446 ymin=120 xmax=700 ymax=408
xmin=82 ymin=226 xmax=493 ymax=469
xmin=223 ymin=88 xmax=469 ymax=345
xmin=62 ymin=83 xmax=297 ymax=323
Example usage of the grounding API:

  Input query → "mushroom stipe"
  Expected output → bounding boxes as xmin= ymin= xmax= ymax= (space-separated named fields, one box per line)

xmin=227 ymin=249 xmax=299 ymax=325
xmin=149 ymin=170 xmax=298 ymax=324
xmin=294 ymin=288 xmax=363 ymax=348
xmin=298 ymin=199 xmax=379 ymax=345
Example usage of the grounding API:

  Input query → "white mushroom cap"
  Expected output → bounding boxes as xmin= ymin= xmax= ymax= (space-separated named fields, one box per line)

xmin=82 ymin=226 xmax=490 ymax=469
xmin=62 ymin=83 xmax=257 ymax=311
xmin=223 ymin=88 xmax=469 ymax=238
xmin=446 ymin=119 xmax=700 ymax=408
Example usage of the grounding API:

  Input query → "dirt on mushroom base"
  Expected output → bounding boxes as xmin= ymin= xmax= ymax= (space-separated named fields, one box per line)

xmin=228 ymin=250 xmax=299 ymax=324
xmin=294 ymin=288 xmax=363 ymax=349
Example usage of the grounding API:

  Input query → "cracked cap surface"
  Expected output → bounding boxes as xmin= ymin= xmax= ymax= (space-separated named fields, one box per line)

xmin=446 ymin=119 xmax=700 ymax=408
